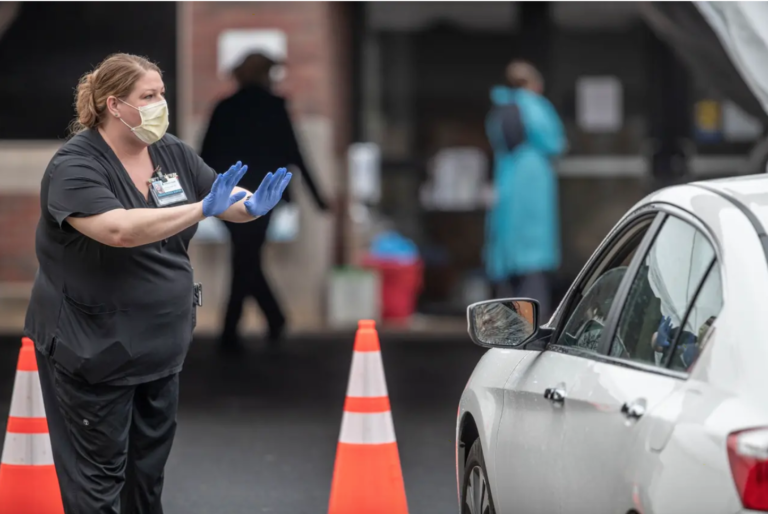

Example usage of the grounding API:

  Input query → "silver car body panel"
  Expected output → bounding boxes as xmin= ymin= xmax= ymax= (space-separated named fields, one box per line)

xmin=458 ymin=177 xmax=768 ymax=514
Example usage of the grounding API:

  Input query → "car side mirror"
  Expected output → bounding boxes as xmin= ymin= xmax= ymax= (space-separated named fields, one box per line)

xmin=467 ymin=298 xmax=540 ymax=349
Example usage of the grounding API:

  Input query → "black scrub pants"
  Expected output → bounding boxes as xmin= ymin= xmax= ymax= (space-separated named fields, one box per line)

xmin=36 ymin=349 xmax=179 ymax=514
xmin=221 ymin=211 xmax=286 ymax=345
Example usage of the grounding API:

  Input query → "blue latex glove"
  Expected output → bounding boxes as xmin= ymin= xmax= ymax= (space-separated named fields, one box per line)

xmin=677 ymin=331 xmax=699 ymax=368
xmin=655 ymin=315 xmax=699 ymax=367
xmin=654 ymin=315 xmax=673 ymax=350
xmin=244 ymin=167 xmax=293 ymax=218
xmin=202 ymin=161 xmax=249 ymax=217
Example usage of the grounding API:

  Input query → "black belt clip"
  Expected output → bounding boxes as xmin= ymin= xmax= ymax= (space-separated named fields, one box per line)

xmin=193 ymin=282 xmax=203 ymax=307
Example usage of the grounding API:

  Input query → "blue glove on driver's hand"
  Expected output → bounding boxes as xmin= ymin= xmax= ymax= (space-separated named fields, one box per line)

xmin=655 ymin=315 xmax=673 ymax=350
xmin=679 ymin=333 xmax=699 ymax=368
xmin=244 ymin=167 xmax=293 ymax=218
xmin=202 ymin=161 xmax=249 ymax=217
xmin=673 ymin=330 xmax=698 ymax=367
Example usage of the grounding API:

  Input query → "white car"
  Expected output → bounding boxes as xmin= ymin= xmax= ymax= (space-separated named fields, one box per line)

xmin=456 ymin=175 xmax=768 ymax=514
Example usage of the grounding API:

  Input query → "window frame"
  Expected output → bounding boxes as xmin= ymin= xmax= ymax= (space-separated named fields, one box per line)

xmin=548 ymin=207 xmax=663 ymax=353
xmin=548 ymin=202 xmax=724 ymax=380
xmin=604 ymin=213 xmax=720 ymax=370
xmin=661 ymin=257 xmax=719 ymax=371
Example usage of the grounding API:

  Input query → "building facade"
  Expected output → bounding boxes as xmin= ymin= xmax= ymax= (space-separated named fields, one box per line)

xmin=0 ymin=2 xmax=353 ymax=333
xmin=0 ymin=2 xmax=764 ymax=332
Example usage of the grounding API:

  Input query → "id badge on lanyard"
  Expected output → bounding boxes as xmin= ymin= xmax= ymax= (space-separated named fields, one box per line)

xmin=148 ymin=167 xmax=188 ymax=207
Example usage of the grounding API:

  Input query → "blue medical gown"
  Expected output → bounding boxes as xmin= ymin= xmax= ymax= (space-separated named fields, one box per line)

xmin=484 ymin=86 xmax=566 ymax=282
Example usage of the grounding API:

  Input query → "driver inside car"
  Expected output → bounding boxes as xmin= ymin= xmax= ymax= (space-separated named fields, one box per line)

xmin=650 ymin=315 xmax=716 ymax=369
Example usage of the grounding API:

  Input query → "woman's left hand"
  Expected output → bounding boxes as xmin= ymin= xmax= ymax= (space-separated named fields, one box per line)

xmin=244 ymin=167 xmax=293 ymax=218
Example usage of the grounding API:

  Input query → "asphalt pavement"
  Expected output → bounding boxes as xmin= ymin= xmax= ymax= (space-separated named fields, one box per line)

xmin=0 ymin=332 xmax=484 ymax=514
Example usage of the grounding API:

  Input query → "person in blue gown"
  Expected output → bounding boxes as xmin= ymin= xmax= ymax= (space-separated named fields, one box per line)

xmin=485 ymin=60 xmax=566 ymax=319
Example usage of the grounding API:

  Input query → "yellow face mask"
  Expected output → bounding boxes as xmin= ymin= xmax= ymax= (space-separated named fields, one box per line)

xmin=118 ymin=98 xmax=169 ymax=145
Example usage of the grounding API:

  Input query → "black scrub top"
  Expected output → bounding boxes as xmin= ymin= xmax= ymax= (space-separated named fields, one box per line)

xmin=24 ymin=129 xmax=218 ymax=385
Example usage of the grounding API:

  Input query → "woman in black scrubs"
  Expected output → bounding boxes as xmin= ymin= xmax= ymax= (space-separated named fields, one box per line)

xmin=23 ymin=53 xmax=290 ymax=513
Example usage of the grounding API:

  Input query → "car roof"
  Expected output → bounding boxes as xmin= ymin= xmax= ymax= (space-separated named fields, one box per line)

xmin=628 ymin=173 xmax=768 ymax=264
xmin=692 ymin=174 xmax=768 ymax=231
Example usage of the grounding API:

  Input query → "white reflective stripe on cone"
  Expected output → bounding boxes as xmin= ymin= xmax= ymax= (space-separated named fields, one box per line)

xmin=339 ymin=411 xmax=397 ymax=444
xmin=9 ymin=371 xmax=46 ymax=419
xmin=346 ymin=351 xmax=389 ymax=398
xmin=1 ymin=433 xmax=55 ymax=466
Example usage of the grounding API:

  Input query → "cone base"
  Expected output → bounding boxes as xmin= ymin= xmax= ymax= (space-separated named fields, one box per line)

xmin=0 ymin=464 xmax=64 ymax=514
xmin=328 ymin=442 xmax=409 ymax=514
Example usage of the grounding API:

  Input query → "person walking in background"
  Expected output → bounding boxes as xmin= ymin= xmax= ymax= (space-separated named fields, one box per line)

xmin=484 ymin=60 xmax=566 ymax=320
xmin=200 ymin=52 xmax=329 ymax=352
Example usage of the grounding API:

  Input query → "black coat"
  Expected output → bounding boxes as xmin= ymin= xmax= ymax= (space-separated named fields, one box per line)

xmin=200 ymin=85 xmax=325 ymax=207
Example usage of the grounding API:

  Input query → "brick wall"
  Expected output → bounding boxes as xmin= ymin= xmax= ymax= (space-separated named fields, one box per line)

xmin=0 ymin=142 xmax=59 ymax=286
xmin=188 ymin=1 xmax=351 ymax=153
xmin=0 ymin=194 xmax=39 ymax=282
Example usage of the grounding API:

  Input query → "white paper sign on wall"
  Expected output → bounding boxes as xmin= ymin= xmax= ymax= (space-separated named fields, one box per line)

xmin=576 ymin=76 xmax=623 ymax=133
xmin=217 ymin=29 xmax=287 ymax=80
xmin=348 ymin=142 xmax=381 ymax=204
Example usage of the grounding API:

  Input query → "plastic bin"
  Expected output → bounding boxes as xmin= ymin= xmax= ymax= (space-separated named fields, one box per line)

xmin=362 ymin=256 xmax=423 ymax=323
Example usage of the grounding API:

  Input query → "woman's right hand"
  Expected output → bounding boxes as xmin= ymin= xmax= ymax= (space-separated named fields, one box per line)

xmin=202 ymin=161 xmax=249 ymax=217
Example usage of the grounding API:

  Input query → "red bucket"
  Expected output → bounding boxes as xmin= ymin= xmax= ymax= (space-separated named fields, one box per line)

xmin=362 ymin=256 xmax=423 ymax=322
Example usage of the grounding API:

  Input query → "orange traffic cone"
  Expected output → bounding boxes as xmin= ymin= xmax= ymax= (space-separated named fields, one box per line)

xmin=328 ymin=320 xmax=409 ymax=514
xmin=0 ymin=337 xmax=64 ymax=513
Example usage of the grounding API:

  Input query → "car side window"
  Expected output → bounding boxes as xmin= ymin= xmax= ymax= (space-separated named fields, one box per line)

xmin=667 ymin=261 xmax=722 ymax=372
xmin=609 ymin=216 xmax=719 ymax=368
xmin=555 ymin=220 xmax=649 ymax=354
xmin=557 ymin=267 xmax=628 ymax=353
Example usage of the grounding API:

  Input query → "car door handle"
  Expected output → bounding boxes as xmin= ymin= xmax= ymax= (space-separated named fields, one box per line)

xmin=544 ymin=383 xmax=566 ymax=403
xmin=621 ymin=398 xmax=647 ymax=420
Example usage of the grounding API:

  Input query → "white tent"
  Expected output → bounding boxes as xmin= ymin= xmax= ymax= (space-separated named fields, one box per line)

xmin=696 ymin=2 xmax=768 ymax=119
